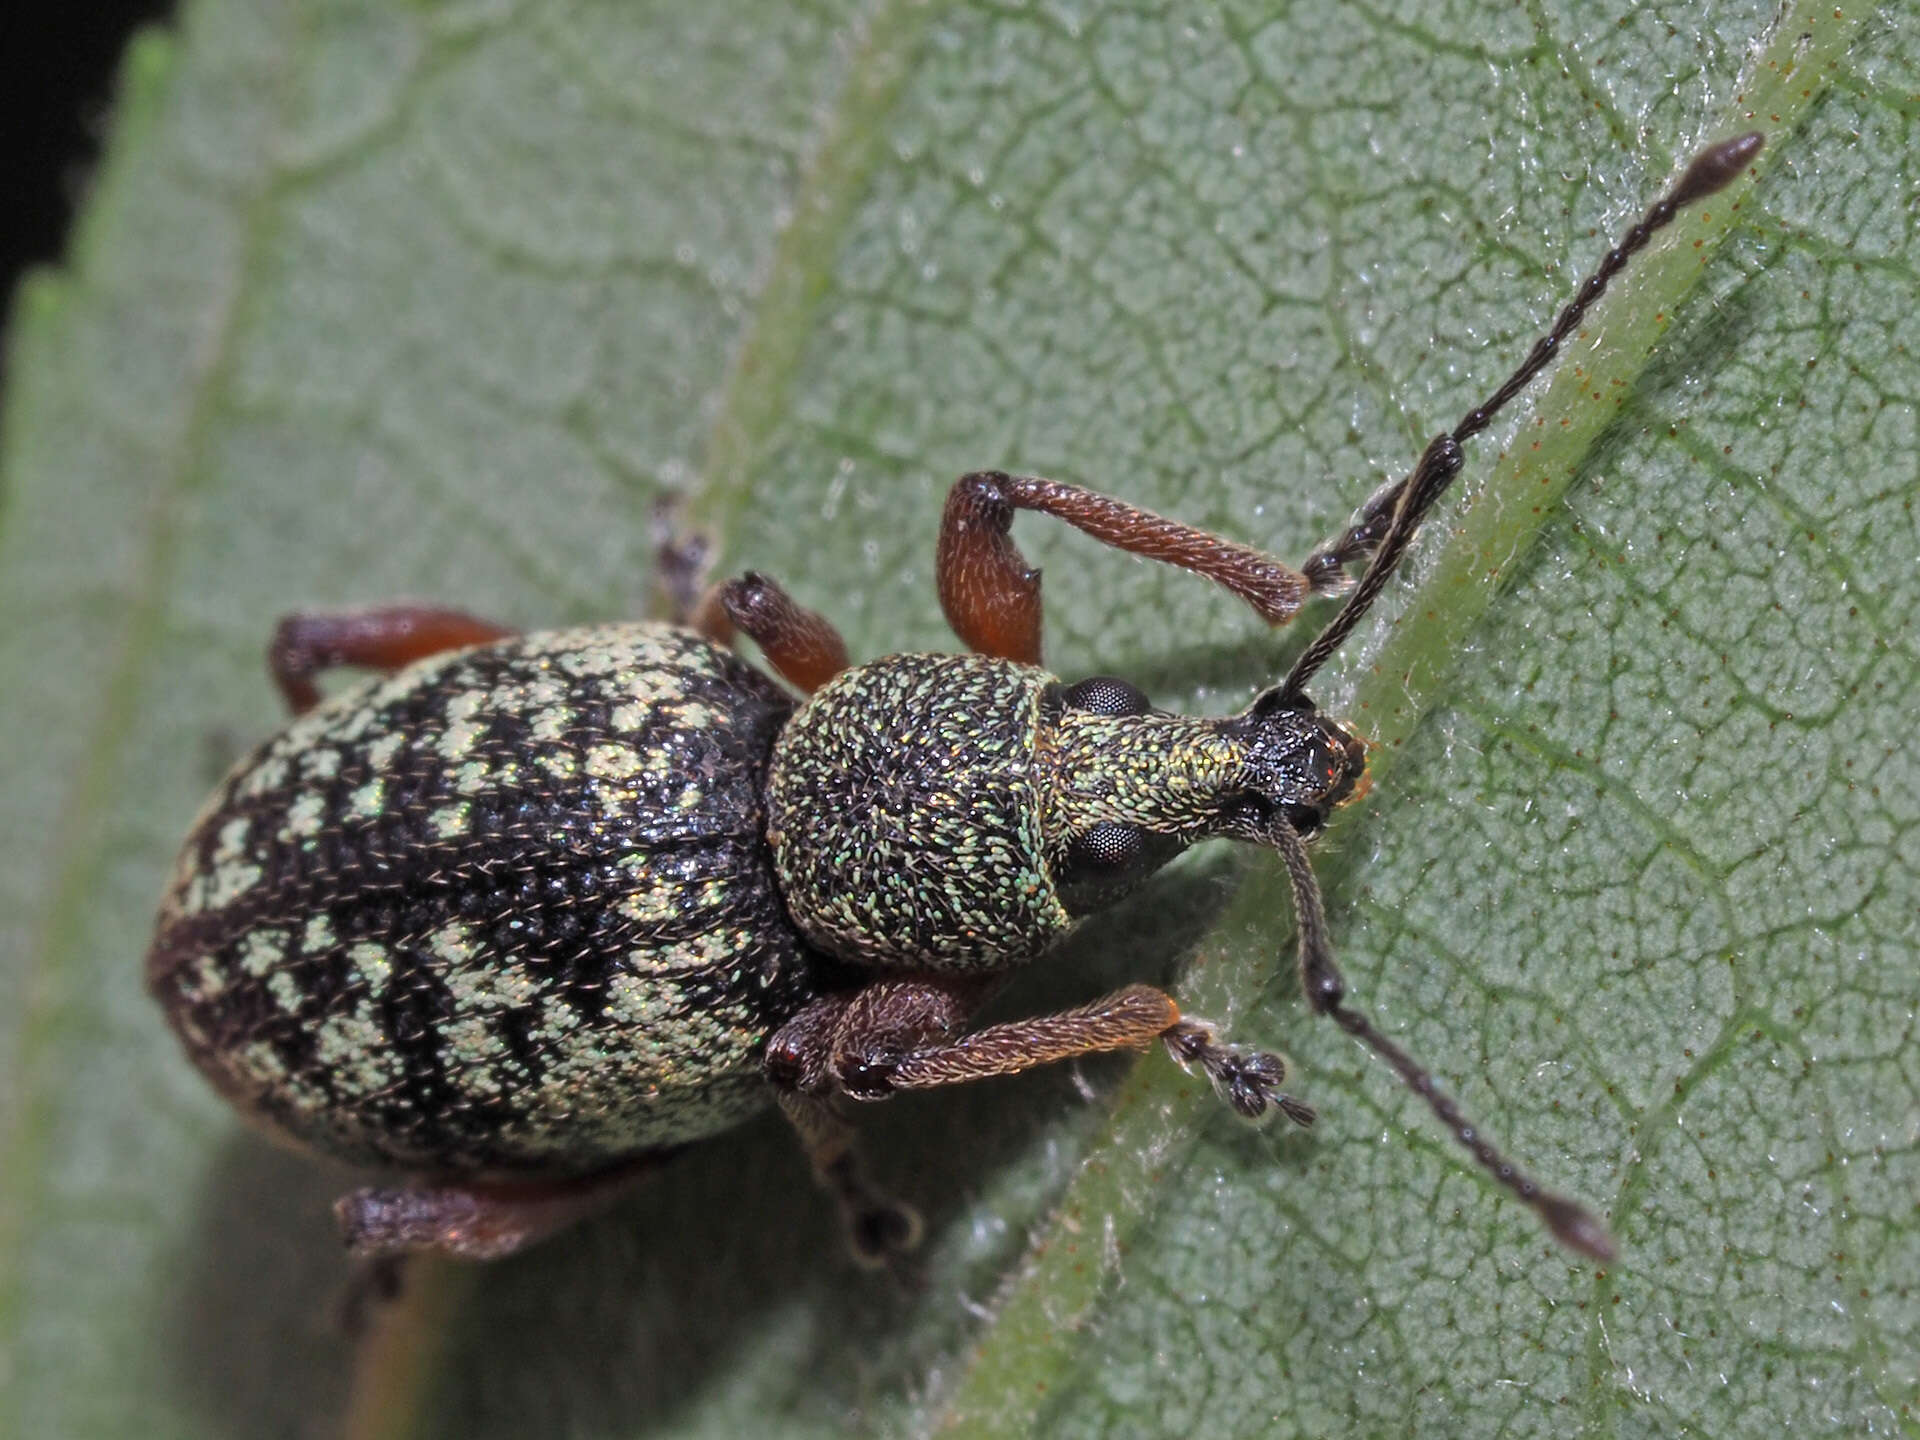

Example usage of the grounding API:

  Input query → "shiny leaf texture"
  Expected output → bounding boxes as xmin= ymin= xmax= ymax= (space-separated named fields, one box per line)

xmin=1 ymin=2 xmax=1912 ymax=1437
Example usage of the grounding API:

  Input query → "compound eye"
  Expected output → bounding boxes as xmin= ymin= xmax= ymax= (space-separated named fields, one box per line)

xmin=1250 ymin=685 xmax=1315 ymax=719
xmin=1053 ymin=820 xmax=1148 ymax=915
xmin=1054 ymin=820 xmax=1184 ymax=917
xmin=1060 ymin=675 xmax=1151 ymax=717
xmin=1064 ymin=819 xmax=1144 ymax=875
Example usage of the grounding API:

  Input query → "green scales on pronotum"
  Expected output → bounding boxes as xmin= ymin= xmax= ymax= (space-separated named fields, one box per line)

xmin=149 ymin=134 xmax=1763 ymax=1267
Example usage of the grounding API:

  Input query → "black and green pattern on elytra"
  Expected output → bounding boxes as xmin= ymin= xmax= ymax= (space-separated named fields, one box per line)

xmin=146 ymin=623 xmax=810 ymax=1173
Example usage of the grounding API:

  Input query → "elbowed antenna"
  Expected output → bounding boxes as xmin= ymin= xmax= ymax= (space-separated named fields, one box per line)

xmin=1265 ymin=814 xmax=1618 ymax=1261
xmin=1256 ymin=133 xmax=1767 ymax=1260
xmin=1280 ymin=132 xmax=1765 ymax=701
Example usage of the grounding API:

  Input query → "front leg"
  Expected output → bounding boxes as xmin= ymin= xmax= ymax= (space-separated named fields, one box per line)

xmin=765 ymin=976 xmax=1314 ymax=1256
xmin=775 ymin=977 xmax=1314 ymax=1119
xmin=828 ymin=982 xmax=1181 ymax=1097
xmin=830 ymin=981 xmax=1315 ymax=1126
xmin=935 ymin=471 xmax=1339 ymax=664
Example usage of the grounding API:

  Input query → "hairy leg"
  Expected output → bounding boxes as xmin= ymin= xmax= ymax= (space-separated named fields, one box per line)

xmin=269 ymin=606 xmax=516 ymax=714
xmin=333 ymin=1157 xmax=672 ymax=1261
xmin=935 ymin=470 xmax=1337 ymax=663
xmin=692 ymin=572 xmax=850 ymax=693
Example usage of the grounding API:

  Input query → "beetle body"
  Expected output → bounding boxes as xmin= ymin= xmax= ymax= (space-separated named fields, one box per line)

xmin=149 ymin=624 xmax=811 ymax=1172
xmin=150 ymin=135 xmax=1760 ymax=1263
xmin=150 ymin=625 xmax=1358 ymax=1180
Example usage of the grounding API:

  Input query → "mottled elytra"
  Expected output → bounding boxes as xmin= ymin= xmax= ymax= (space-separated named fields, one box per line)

xmin=148 ymin=134 xmax=1764 ymax=1269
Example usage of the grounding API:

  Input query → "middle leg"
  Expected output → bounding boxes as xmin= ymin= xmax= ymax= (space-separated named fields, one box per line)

xmin=691 ymin=572 xmax=850 ymax=694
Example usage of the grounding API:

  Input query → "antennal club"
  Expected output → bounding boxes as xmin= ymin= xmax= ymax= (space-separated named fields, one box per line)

xmin=1280 ymin=131 xmax=1764 ymax=701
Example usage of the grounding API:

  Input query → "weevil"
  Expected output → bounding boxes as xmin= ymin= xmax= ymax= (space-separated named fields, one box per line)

xmin=149 ymin=134 xmax=1763 ymax=1267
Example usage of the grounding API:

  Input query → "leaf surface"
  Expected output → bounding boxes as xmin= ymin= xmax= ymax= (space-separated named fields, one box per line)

xmin=1 ymin=2 xmax=1912 ymax=1437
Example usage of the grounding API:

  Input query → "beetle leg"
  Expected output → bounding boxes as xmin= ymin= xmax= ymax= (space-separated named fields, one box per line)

xmin=780 ymin=977 xmax=1317 ymax=1127
xmin=1160 ymin=1018 xmax=1318 ymax=1126
xmin=650 ymin=499 xmax=715 ymax=625
xmin=775 ymin=1092 xmax=923 ymax=1269
xmin=828 ymin=981 xmax=1176 ymax=1094
xmin=765 ymin=981 xmax=972 ymax=1267
xmin=332 ymin=1157 xmax=671 ymax=1261
xmin=1297 ymin=475 xmax=1403 ymax=595
xmin=936 ymin=471 xmax=1336 ymax=663
xmin=270 ymin=606 xmax=517 ymax=715
xmin=696 ymin=571 xmax=850 ymax=693
xmin=765 ymin=973 xmax=992 ymax=1097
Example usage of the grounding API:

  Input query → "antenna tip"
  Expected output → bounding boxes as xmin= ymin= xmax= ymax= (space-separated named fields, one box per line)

xmin=1670 ymin=132 xmax=1766 ymax=208
xmin=1538 ymin=1193 xmax=1619 ymax=1262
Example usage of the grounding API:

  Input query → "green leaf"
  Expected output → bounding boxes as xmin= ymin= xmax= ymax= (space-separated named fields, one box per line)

xmin=2 ymin=2 xmax=1912 ymax=1437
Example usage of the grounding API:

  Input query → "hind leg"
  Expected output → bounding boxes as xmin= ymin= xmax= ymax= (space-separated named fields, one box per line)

xmin=269 ymin=607 xmax=517 ymax=714
xmin=333 ymin=1155 xmax=674 ymax=1261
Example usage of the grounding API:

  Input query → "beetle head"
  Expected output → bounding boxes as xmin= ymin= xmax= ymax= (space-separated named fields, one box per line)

xmin=1037 ymin=677 xmax=1366 ymax=918
xmin=1226 ymin=685 xmax=1369 ymax=838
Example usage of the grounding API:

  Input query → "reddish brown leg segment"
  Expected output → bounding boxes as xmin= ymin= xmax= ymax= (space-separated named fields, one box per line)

xmin=862 ymin=983 xmax=1181 ymax=1093
xmin=334 ymin=1159 xmax=670 ymax=1261
xmin=687 ymin=587 xmax=737 ymax=646
xmin=706 ymin=572 xmax=850 ymax=694
xmin=769 ymin=976 xmax=1312 ymax=1124
xmin=270 ymin=606 xmax=517 ymax=714
xmin=937 ymin=471 xmax=1324 ymax=663
xmin=776 ymin=1093 xmax=923 ymax=1269
xmin=764 ymin=977 xmax=1312 ymax=1258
